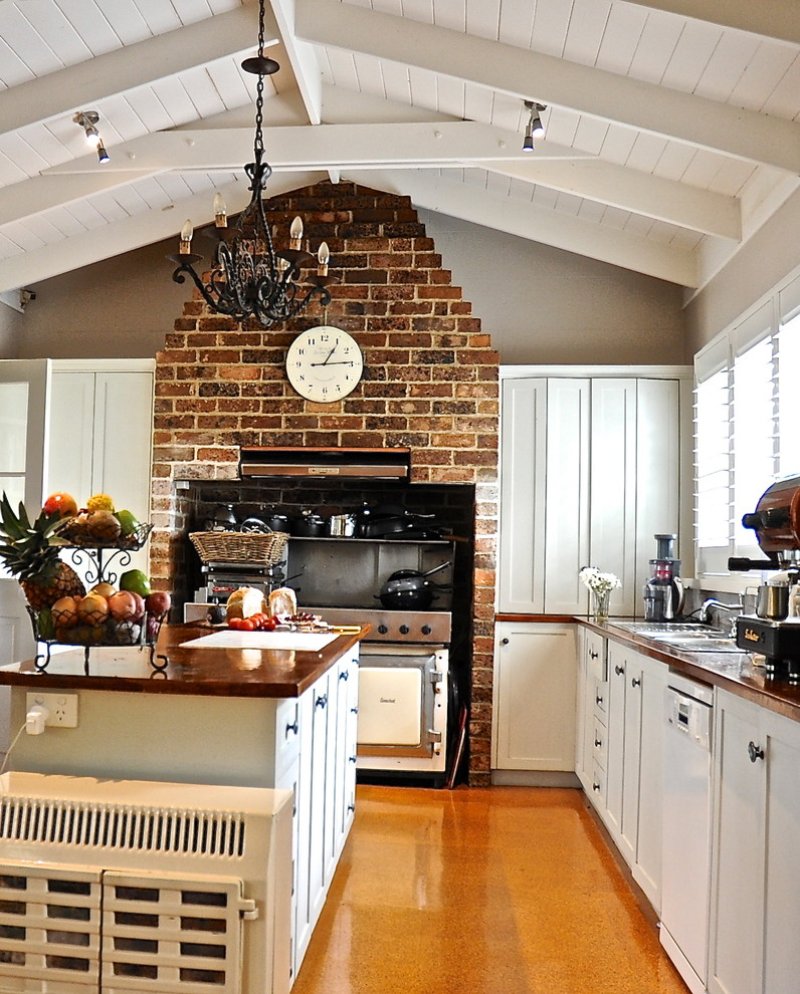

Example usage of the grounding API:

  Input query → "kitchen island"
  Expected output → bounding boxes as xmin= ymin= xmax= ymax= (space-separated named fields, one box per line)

xmin=0 ymin=622 xmax=367 ymax=989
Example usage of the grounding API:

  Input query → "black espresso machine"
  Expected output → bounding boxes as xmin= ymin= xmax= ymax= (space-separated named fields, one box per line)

xmin=730 ymin=474 xmax=800 ymax=682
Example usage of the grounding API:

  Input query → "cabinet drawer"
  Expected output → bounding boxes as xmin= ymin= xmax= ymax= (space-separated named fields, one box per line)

xmin=586 ymin=631 xmax=607 ymax=680
xmin=592 ymin=717 xmax=607 ymax=770
xmin=590 ymin=761 xmax=606 ymax=805
xmin=275 ymin=698 xmax=301 ymax=775
xmin=593 ymin=679 xmax=609 ymax=720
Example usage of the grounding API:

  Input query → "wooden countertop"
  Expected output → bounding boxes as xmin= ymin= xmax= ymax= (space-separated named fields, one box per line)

xmin=581 ymin=617 xmax=800 ymax=724
xmin=0 ymin=623 xmax=369 ymax=698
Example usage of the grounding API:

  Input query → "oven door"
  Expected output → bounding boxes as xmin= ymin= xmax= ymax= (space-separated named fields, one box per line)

xmin=356 ymin=644 xmax=448 ymax=774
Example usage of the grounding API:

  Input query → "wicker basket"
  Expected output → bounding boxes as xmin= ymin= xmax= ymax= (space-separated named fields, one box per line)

xmin=189 ymin=530 xmax=289 ymax=566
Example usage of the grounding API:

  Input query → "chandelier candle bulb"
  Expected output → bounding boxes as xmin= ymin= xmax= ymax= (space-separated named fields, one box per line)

xmin=212 ymin=193 xmax=227 ymax=228
xmin=290 ymin=216 xmax=303 ymax=249
xmin=317 ymin=242 xmax=330 ymax=276
xmin=179 ymin=220 xmax=194 ymax=254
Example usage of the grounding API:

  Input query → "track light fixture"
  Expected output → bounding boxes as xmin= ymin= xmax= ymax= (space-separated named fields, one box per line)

xmin=522 ymin=101 xmax=547 ymax=151
xmin=73 ymin=111 xmax=110 ymax=164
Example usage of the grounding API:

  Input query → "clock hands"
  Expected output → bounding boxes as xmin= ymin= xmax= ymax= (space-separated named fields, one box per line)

xmin=310 ymin=359 xmax=356 ymax=367
xmin=319 ymin=344 xmax=338 ymax=366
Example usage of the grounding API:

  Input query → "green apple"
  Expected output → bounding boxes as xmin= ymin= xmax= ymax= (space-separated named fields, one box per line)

xmin=114 ymin=509 xmax=140 ymax=536
xmin=119 ymin=568 xmax=151 ymax=597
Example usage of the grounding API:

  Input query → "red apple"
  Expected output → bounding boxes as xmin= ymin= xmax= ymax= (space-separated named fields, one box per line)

xmin=107 ymin=590 xmax=139 ymax=622
xmin=145 ymin=591 xmax=171 ymax=618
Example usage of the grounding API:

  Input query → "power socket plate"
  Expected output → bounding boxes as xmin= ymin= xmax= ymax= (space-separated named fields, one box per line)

xmin=26 ymin=692 xmax=79 ymax=728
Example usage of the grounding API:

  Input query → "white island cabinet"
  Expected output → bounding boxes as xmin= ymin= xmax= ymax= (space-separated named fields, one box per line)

xmin=1 ymin=625 xmax=362 ymax=990
xmin=708 ymin=688 xmax=800 ymax=994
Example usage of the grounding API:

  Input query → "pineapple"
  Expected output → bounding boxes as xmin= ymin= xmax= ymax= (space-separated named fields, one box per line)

xmin=0 ymin=493 xmax=85 ymax=609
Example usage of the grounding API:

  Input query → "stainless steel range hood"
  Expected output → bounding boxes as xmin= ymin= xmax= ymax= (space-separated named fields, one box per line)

xmin=238 ymin=446 xmax=411 ymax=480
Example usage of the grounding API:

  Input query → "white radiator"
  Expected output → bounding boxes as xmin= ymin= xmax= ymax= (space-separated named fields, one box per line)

xmin=0 ymin=773 xmax=292 ymax=994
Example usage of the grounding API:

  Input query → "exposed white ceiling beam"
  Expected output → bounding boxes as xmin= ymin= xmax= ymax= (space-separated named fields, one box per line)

xmin=42 ymin=122 xmax=591 ymax=175
xmin=487 ymin=160 xmax=741 ymax=240
xmin=345 ymin=169 xmax=697 ymax=287
xmin=0 ymin=4 xmax=276 ymax=138
xmin=268 ymin=0 xmax=322 ymax=125
xmin=622 ymin=0 xmax=800 ymax=46
xmin=296 ymin=0 xmax=800 ymax=175
xmin=0 ymin=172 xmax=324 ymax=295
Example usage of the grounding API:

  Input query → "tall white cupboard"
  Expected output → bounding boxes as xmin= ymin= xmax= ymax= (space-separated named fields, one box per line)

xmin=498 ymin=367 xmax=691 ymax=618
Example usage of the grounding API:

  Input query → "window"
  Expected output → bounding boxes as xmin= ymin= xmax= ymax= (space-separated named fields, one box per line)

xmin=694 ymin=270 xmax=800 ymax=580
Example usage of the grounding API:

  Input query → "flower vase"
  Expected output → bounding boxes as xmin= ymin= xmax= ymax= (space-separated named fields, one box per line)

xmin=591 ymin=589 xmax=611 ymax=623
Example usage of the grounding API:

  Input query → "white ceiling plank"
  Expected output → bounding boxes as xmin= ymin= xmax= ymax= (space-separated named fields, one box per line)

xmin=727 ymin=43 xmax=798 ymax=113
xmin=0 ymin=172 xmax=148 ymax=227
xmin=487 ymin=158 xmax=741 ymax=238
xmin=531 ymin=0 xmax=572 ymax=58
xmin=0 ymin=5 xmax=273 ymax=139
xmin=596 ymin=3 xmax=647 ymax=74
xmin=345 ymin=166 xmax=698 ymax=285
xmin=267 ymin=0 xmax=323 ymax=124
xmin=351 ymin=54 xmax=387 ymax=99
xmin=93 ymin=0 xmax=151 ymax=45
xmin=562 ymin=0 xmax=611 ymax=67
xmin=627 ymin=10 xmax=684 ymax=83
xmin=296 ymin=0 xmax=800 ymax=173
xmin=693 ymin=31 xmax=761 ymax=103
xmin=0 ymin=169 xmax=324 ymax=294
xmin=620 ymin=1 xmax=800 ymax=47
xmin=465 ymin=0 xmax=501 ymax=42
xmin=54 ymin=0 xmax=123 ymax=57
xmin=659 ymin=18 xmax=722 ymax=93
xmin=761 ymin=54 xmax=800 ymax=119
xmin=12 ymin=2 xmax=93 ymax=70
xmin=497 ymin=1 xmax=535 ymax=48
xmin=42 ymin=122 xmax=592 ymax=177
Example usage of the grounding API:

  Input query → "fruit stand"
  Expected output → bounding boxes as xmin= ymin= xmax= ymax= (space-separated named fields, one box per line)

xmin=0 ymin=491 xmax=171 ymax=675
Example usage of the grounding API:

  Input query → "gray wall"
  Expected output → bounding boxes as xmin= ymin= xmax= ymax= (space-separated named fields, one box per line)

xmin=419 ymin=209 xmax=687 ymax=365
xmin=4 ymin=211 xmax=687 ymax=364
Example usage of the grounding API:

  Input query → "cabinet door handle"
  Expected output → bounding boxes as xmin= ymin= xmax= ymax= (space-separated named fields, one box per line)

xmin=501 ymin=637 xmax=509 ymax=645
xmin=595 ymin=694 xmax=604 ymax=706
xmin=347 ymin=803 xmax=356 ymax=813
xmin=350 ymin=706 xmax=359 ymax=715
xmin=614 ymin=664 xmax=625 ymax=676
xmin=339 ymin=670 xmax=349 ymax=682
xmin=315 ymin=693 xmax=328 ymax=709
xmin=631 ymin=677 xmax=641 ymax=688
xmin=748 ymin=741 xmax=765 ymax=763
xmin=589 ymin=649 xmax=598 ymax=659
xmin=349 ymin=755 xmax=358 ymax=764
xmin=285 ymin=721 xmax=299 ymax=738
xmin=594 ymin=738 xmax=602 ymax=748
xmin=592 ymin=781 xmax=601 ymax=792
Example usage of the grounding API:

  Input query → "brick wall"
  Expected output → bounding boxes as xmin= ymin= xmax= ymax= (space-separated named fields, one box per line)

xmin=151 ymin=181 xmax=499 ymax=784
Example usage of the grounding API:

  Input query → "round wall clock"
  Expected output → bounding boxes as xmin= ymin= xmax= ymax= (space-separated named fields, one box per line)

xmin=285 ymin=326 xmax=364 ymax=403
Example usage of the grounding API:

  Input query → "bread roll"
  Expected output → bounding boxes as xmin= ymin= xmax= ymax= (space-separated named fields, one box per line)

xmin=226 ymin=586 xmax=266 ymax=620
xmin=268 ymin=586 xmax=297 ymax=619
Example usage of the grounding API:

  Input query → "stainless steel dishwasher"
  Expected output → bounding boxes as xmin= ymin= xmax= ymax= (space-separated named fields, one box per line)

xmin=660 ymin=672 xmax=714 ymax=994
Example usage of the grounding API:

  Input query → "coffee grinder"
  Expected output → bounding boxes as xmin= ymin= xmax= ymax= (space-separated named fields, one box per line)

xmin=643 ymin=533 xmax=685 ymax=621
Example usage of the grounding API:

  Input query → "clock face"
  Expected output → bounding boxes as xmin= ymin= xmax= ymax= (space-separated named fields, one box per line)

xmin=286 ymin=326 xmax=364 ymax=403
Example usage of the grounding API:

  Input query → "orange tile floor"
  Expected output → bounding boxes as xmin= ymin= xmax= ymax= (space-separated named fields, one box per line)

xmin=292 ymin=785 xmax=689 ymax=994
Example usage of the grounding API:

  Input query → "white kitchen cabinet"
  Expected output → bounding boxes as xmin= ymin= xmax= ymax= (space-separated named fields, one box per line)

xmin=498 ymin=369 xmax=689 ymax=616
xmin=492 ymin=621 xmax=577 ymax=773
xmin=603 ymin=639 xmax=665 ymax=910
xmin=708 ymin=689 xmax=800 ymax=994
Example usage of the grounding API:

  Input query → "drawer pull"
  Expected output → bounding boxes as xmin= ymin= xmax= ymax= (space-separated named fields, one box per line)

xmin=748 ymin=741 xmax=765 ymax=763
xmin=631 ymin=677 xmax=641 ymax=688
xmin=339 ymin=670 xmax=350 ymax=682
xmin=614 ymin=664 xmax=625 ymax=676
xmin=595 ymin=694 xmax=604 ymax=706
xmin=315 ymin=693 xmax=328 ymax=710
xmin=501 ymin=637 xmax=509 ymax=645
xmin=285 ymin=721 xmax=299 ymax=738
xmin=350 ymin=706 xmax=359 ymax=715
xmin=592 ymin=781 xmax=601 ymax=792
xmin=594 ymin=738 xmax=602 ymax=748
xmin=349 ymin=755 xmax=358 ymax=764
xmin=589 ymin=649 xmax=598 ymax=659
xmin=347 ymin=803 xmax=356 ymax=813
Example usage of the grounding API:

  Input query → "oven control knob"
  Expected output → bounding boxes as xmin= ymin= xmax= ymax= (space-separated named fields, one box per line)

xmin=400 ymin=624 xmax=410 ymax=635
xmin=378 ymin=624 xmax=389 ymax=634
xmin=422 ymin=625 xmax=432 ymax=635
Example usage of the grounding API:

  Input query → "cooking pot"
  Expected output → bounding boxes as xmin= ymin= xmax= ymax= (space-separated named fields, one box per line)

xmin=291 ymin=511 xmax=326 ymax=537
xmin=377 ymin=561 xmax=451 ymax=610
xmin=239 ymin=516 xmax=269 ymax=533
xmin=326 ymin=512 xmax=357 ymax=537
xmin=205 ymin=503 xmax=238 ymax=531
xmin=361 ymin=508 xmax=438 ymax=539
xmin=257 ymin=509 xmax=290 ymax=532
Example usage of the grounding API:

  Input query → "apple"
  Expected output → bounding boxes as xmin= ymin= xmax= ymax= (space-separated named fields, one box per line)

xmin=145 ymin=591 xmax=171 ymax=618
xmin=77 ymin=593 xmax=109 ymax=624
xmin=107 ymin=590 xmax=140 ymax=622
xmin=43 ymin=492 xmax=78 ymax=518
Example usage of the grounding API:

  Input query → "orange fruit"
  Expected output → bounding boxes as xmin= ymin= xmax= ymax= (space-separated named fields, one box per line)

xmin=43 ymin=492 xmax=78 ymax=517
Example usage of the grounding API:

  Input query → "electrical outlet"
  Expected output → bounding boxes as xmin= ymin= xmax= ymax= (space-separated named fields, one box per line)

xmin=26 ymin=692 xmax=78 ymax=728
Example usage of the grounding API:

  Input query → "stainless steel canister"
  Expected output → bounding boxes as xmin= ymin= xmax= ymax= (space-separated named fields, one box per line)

xmin=755 ymin=583 xmax=790 ymax=620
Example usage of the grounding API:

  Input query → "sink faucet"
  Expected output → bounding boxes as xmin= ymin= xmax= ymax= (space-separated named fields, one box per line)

xmin=699 ymin=598 xmax=744 ymax=629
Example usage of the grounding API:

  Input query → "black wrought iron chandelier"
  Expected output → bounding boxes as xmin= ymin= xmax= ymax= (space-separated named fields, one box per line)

xmin=168 ymin=0 xmax=334 ymax=328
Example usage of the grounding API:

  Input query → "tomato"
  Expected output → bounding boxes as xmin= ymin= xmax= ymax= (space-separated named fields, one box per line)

xmin=239 ymin=618 xmax=257 ymax=631
xmin=228 ymin=618 xmax=246 ymax=630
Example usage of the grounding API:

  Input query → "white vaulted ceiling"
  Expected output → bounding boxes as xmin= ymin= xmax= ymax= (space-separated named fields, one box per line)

xmin=0 ymin=0 xmax=798 ymax=296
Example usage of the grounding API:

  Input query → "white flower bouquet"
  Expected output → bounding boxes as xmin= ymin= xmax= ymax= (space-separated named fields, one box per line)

xmin=579 ymin=566 xmax=621 ymax=621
